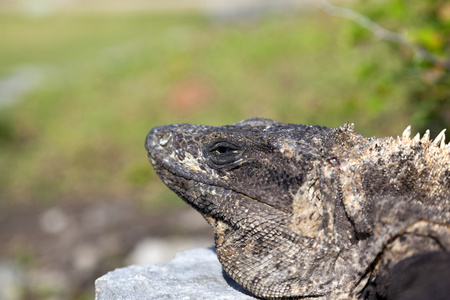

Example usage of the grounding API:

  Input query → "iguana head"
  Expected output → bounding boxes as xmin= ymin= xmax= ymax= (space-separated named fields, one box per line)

xmin=146 ymin=118 xmax=334 ymax=215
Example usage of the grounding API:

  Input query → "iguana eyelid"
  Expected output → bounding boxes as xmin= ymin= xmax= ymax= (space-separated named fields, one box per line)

xmin=209 ymin=141 xmax=241 ymax=155
xmin=206 ymin=141 xmax=242 ymax=166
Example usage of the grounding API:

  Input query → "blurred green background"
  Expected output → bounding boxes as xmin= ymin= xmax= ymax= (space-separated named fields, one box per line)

xmin=0 ymin=0 xmax=449 ymax=299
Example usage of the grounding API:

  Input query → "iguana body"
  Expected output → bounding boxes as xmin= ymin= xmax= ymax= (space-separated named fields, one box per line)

xmin=145 ymin=118 xmax=450 ymax=299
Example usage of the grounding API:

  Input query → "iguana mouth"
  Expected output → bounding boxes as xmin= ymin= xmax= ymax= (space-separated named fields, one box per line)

xmin=149 ymin=151 xmax=222 ymax=187
xmin=151 ymin=155 xmax=293 ymax=216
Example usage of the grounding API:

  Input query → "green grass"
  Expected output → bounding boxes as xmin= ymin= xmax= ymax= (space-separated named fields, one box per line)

xmin=0 ymin=11 xmax=415 ymax=207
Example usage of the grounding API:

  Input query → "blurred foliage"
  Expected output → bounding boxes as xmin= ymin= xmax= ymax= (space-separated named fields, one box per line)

xmin=343 ymin=0 xmax=450 ymax=134
xmin=0 ymin=1 xmax=448 ymax=208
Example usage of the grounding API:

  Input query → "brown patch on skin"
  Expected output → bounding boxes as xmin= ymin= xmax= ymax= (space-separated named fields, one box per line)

xmin=204 ymin=215 xmax=216 ymax=229
xmin=213 ymin=219 xmax=228 ymax=248
xmin=289 ymin=167 xmax=323 ymax=238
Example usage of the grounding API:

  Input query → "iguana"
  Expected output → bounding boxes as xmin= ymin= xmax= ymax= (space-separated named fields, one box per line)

xmin=145 ymin=118 xmax=450 ymax=299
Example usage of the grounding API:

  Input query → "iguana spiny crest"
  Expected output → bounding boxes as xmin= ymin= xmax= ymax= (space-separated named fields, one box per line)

xmin=145 ymin=118 xmax=450 ymax=299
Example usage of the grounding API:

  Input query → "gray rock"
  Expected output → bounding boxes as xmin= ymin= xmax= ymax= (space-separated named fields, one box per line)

xmin=95 ymin=247 xmax=257 ymax=300
xmin=0 ymin=260 xmax=23 ymax=300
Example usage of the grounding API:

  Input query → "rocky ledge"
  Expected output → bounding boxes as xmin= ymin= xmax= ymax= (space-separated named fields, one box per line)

xmin=95 ymin=247 xmax=257 ymax=300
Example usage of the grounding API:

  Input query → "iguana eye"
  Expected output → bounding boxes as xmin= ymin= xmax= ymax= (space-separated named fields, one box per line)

xmin=214 ymin=147 xmax=231 ymax=154
xmin=207 ymin=141 xmax=242 ymax=167
xmin=209 ymin=142 xmax=239 ymax=154
xmin=211 ymin=145 xmax=236 ymax=154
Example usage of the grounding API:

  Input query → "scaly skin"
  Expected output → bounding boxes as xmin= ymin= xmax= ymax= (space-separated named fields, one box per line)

xmin=145 ymin=118 xmax=450 ymax=299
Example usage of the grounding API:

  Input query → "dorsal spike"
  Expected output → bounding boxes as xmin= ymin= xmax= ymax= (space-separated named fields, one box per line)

xmin=412 ymin=132 xmax=420 ymax=142
xmin=421 ymin=129 xmax=430 ymax=142
xmin=432 ymin=129 xmax=446 ymax=147
xmin=401 ymin=125 xmax=411 ymax=140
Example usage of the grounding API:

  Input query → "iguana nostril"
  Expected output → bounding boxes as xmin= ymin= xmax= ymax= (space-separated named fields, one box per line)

xmin=159 ymin=132 xmax=172 ymax=146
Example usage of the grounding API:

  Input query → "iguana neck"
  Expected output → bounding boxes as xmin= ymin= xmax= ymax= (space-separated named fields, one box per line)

xmin=341 ymin=129 xmax=449 ymax=199
xmin=335 ymin=125 xmax=450 ymax=237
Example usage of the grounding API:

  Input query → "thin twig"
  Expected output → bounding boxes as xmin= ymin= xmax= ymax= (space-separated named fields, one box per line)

xmin=317 ymin=0 xmax=450 ymax=69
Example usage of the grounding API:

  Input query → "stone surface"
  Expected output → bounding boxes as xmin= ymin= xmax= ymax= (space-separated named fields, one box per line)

xmin=95 ymin=247 xmax=257 ymax=300
xmin=0 ymin=260 xmax=23 ymax=300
